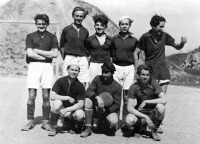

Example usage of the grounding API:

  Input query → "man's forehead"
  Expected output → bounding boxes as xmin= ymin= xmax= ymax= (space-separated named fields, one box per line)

xmin=74 ymin=11 xmax=85 ymax=16
xmin=36 ymin=19 xmax=46 ymax=23
xmin=141 ymin=69 xmax=150 ymax=74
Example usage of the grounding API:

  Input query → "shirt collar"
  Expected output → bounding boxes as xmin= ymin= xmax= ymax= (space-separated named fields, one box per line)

xmin=117 ymin=32 xmax=134 ymax=39
xmin=136 ymin=80 xmax=153 ymax=91
xmin=90 ymin=34 xmax=111 ymax=40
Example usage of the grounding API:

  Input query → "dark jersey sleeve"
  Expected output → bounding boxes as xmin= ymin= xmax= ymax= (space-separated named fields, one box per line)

xmin=85 ymin=38 xmax=91 ymax=57
xmin=52 ymin=78 xmax=62 ymax=94
xmin=60 ymin=28 xmax=67 ymax=48
xmin=76 ymin=83 xmax=85 ymax=101
xmin=165 ymin=33 xmax=175 ymax=46
xmin=51 ymin=35 xmax=60 ymax=50
xmin=127 ymin=84 xmax=137 ymax=99
xmin=137 ymin=34 xmax=146 ymax=51
xmin=151 ymin=79 xmax=163 ymax=95
xmin=85 ymin=76 xmax=99 ymax=100
xmin=25 ymin=34 xmax=33 ymax=50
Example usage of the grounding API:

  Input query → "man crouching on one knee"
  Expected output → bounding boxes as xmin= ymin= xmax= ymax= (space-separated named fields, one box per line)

xmin=125 ymin=64 xmax=167 ymax=141
xmin=80 ymin=62 xmax=121 ymax=137
xmin=48 ymin=61 xmax=85 ymax=136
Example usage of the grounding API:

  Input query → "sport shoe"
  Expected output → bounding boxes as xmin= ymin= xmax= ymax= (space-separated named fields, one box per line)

xmin=157 ymin=127 xmax=163 ymax=133
xmin=80 ymin=126 xmax=92 ymax=138
xmin=41 ymin=120 xmax=51 ymax=131
xmin=151 ymin=128 xmax=161 ymax=141
xmin=21 ymin=120 xmax=34 ymax=131
xmin=48 ymin=128 xmax=57 ymax=136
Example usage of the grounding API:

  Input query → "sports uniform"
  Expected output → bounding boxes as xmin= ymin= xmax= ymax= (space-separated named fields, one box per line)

xmin=137 ymin=29 xmax=175 ymax=83
xmin=60 ymin=24 xmax=89 ymax=83
xmin=86 ymin=34 xmax=112 ymax=82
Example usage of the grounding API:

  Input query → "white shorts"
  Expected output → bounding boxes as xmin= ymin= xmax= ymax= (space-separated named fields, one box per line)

xmin=63 ymin=55 xmax=90 ymax=83
xmin=113 ymin=64 xmax=135 ymax=90
xmin=27 ymin=62 xmax=53 ymax=89
xmin=89 ymin=62 xmax=103 ymax=82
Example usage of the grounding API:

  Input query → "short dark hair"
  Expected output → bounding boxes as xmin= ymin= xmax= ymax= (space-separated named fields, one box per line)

xmin=150 ymin=14 xmax=166 ymax=28
xmin=101 ymin=62 xmax=116 ymax=74
xmin=34 ymin=14 xmax=49 ymax=25
xmin=72 ymin=6 xmax=88 ymax=18
xmin=93 ymin=14 xmax=109 ymax=27
xmin=137 ymin=64 xmax=153 ymax=75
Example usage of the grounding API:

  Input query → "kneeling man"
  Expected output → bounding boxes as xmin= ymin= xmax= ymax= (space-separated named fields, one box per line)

xmin=125 ymin=64 xmax=167 ymax=141
xmin=48 ymin=61 xmax=85 ymax=136
xmin=80 ymin=62 xmax=121 ymax=137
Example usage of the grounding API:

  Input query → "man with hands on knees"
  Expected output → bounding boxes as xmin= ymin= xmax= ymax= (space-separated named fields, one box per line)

xmin=125 ymin=64 xmax=167 ymax=141
xmin=80 ymin=62 xmax=121 ymax=138
xmin=48 ymin=61 xmax=85 ymax=136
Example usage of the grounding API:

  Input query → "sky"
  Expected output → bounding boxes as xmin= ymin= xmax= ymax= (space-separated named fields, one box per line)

xmin=0 ymin=0 xmax=200 ymax=56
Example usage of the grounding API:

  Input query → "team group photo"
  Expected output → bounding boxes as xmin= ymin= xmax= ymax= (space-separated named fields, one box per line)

xmin=1 ymin=0 xmax=200 ymax=144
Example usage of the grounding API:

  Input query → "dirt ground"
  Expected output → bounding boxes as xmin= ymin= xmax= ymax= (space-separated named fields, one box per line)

xmin=0 ymin=76 xmax=200 ymax=144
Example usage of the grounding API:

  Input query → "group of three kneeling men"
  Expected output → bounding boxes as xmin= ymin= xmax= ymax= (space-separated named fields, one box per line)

xmin=48 ymin=62 xmax=166 ymax=141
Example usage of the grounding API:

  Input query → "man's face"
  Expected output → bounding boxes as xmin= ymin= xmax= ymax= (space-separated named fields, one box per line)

xmin=36 ymin=19 xmax=47 ymax=32
xmin=73 ymin=11 xmax=85 ymax=25
xmin=102 ymin=70 xmax=112 ymax=81
xmin=119 ymin=19 xmax=131 ymax=33
xmin=67 ymin=65 xmax=80 ymax=79
xmin=139 ymin=69 xmax=151 ymax=84
xmin=153 ymin=21 xmax=165 ymax=35
xmin=94 ymin=21 xmax=106 ymax=35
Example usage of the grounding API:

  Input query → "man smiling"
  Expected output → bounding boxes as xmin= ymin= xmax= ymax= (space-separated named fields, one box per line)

xmin=86 ymin=14 xmax=112 ymax=82
xmin=22 ymin=14 xmax=59 ymax=131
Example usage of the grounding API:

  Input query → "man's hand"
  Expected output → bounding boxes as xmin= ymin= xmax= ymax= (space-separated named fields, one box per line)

xmin=68 ymin=97 xmax=75 ymax=104
xmin=181 ymin=37 xmax=187 ymax=44
xmin=138 ymin=101 xmax=146 ymax=111
xmin=145 ymin=116 xmax=155 ymax=129
xmin=96 ymin=96 xmax=104 ymax=108
xmin=59 ymin=108 xmax=68 ymax=117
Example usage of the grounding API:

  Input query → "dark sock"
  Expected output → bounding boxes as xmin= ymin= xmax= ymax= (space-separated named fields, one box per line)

xmin=85 ymin=108 xmax=93 ymax=127
xmin=42 ymin=105 xmax=51 ymax=120
xmin=27 ymin=103 xmax=35 ymax=120
xmin=50 ymin=112 xmax=59 ymax=127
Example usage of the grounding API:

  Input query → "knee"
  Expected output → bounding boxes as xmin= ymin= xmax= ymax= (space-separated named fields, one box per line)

xmin=28 ymin=91 xmax=36 ymax=104
xmin=84 ymin=98 xmax=93 ymax=109
xmin=156 ymin=104 xmax=165 ymax=114
xmin=52 ymin=100 xmax=62 ymax=113
xmin=74 ymin=110 xmax=85 ymax=122
xmin=125 ymin=114 xmax=137 ymax=127
xmin=107 ymin=113 xmax=118 ymax=126
xmin=43 ymin=92 xmax=50 ymax=102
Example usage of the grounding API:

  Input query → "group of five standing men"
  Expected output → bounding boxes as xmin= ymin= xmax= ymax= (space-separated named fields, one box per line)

xmin=21 ymin=6 xmax=187 ymax=141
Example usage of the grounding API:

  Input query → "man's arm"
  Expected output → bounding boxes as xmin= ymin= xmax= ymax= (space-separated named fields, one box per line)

xmin=171 ymin=37 xmax=187 ymax=50
xmin=33 ymin=48 xmax=58 ymax=59
xmin=142 ymin=92 xmax=167 ymax=105
xmin=26 ymin=48 xmax=46 ymax=60
xmin=85 ymin=76 xmax=98 ymax=100
xmin=134 ymin=47 xmax=141 ymax=70
xmin=50 ymin=91 xmax=74 ymax=102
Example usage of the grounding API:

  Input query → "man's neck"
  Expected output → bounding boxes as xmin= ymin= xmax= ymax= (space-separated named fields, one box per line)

xmin=68 ymin=76 xmax=76 ymax=83
xmin=119 ymin=32 xmax=129 ymax=39
xmin=96 ymin=33 xmax=105 ymax=37
xmin=73 ymin=23 xmax=82 ymax=30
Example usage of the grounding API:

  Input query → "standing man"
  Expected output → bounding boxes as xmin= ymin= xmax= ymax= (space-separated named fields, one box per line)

xmin=80 ymin=62 xmax=121 ymax=137
xmin=48 ymin=62 xmax=85 ymax=136
xmin=111 ymin=16 xmax=138 ymax=129
xmin=86 ymin=14 xmax=112 ymax=82
xmin=60 ymin=6 xmax=90 ymax=87
xmin=134 ymin=14 xmax=187 ymax=93
xmin=22 ymin=14 xmax=59 ymax=131
xmin=125 ymin=64 xmax=167 ymax=141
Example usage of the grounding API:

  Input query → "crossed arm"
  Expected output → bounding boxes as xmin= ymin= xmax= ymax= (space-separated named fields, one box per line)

xmin=26 ymin=48 xmax=58 ymax=60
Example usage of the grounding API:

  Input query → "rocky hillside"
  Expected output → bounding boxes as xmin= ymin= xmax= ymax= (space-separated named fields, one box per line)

xmin=0 ymin=0 xmax=119 ymax=76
